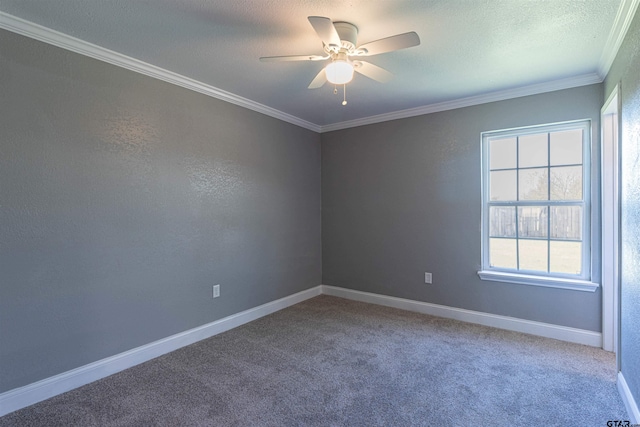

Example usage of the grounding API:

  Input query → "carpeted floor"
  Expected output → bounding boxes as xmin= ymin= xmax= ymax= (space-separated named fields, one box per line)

xmin=0 ymin=295 xmax=628 ymax=426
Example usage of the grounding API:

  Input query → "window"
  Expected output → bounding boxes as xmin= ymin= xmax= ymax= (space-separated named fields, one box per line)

xmin=478 ymin=120 xmax=598 ymax=291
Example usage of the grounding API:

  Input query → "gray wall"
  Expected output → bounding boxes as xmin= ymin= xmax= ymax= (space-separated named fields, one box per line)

xmin=322 ymin=84 xmax=603 ymax=331
xmin=0 ymin=13 xmax=620 ymax=399
xmin=604 ymin=6 xmax=640 ymax=413
xmin=0 ymin=29 xmax=321 ymax=393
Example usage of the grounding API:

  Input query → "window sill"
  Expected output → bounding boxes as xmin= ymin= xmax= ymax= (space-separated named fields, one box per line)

xmin=477 ymin=270 xmax=599 ymax=292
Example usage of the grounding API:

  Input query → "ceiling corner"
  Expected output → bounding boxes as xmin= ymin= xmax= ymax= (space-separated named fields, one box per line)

xmin=0 ymin=11 xmax=322 ymax=133
xmin=597 ymin=0 xmax=640 ymax=79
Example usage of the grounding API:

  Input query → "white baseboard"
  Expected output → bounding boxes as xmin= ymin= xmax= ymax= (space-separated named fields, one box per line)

xmin=618 ymin=371 xmax=640 ymax=423
xmin=321 ymin=285 xmax=602 ymax=347
xmin=0 ymin=284 xmax=606 ymax=417
xmin=0 ymin=286 xmax=322 ymax=417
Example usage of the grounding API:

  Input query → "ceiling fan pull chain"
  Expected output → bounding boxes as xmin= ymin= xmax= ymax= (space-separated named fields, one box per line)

xmin=333 ymin=84 xmax=337 ymax=95
xmin=342 ymin=84 xmax=347 ymax=106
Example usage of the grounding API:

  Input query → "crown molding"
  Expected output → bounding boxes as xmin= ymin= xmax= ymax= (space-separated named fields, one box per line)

xmin=598 ymin=0 xmax=640 ymax=78
xmin=0 ymin=8 xmax=629 ymax=135
xmin=319 ymin=73 xmax=603 ymax=133
xmin=0 ymin=11 xmax=322 ymax=133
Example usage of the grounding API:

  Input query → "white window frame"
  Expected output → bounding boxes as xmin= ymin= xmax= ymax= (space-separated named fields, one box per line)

xmin=477 ymin=120 xmax=599 ymax=292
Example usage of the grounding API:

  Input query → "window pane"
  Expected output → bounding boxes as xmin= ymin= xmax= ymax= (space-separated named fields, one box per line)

xmin=490 ymin=138 xmax=517 ymax=169
xmin=550 ymin=129 xmax=582 ymax=166
xmin=550 ymin=166 xmax=582 ymax=200
xmin=550 ymin=241 xmax=582 ymax=275
xmin=490 ymin=238 xmax=517 ymax=269
xmin=490 ymin=170 xmax=517 ymax=201
xmin=519 ymin=168 xmax=548 ymax=200
xmin=518 ymin=239 xmax=548 ymax=272
xmin=550 ymin=206 xmax=582 ymax=240
xmin=519 ymin=133 xmax=548 ymax=168
xmin=482 ymin=120 xmax=590 ymax=280
xmin=490 ymin=206 xmax=516 ymax=237
xmin=518 ymin=206 xmax=548 ymax=238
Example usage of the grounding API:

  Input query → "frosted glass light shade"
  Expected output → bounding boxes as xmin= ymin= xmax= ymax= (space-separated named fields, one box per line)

xmin=325 ymin=60 xmax=354 ymax=85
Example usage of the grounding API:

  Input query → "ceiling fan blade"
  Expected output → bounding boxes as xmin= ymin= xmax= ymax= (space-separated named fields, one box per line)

xmin=308 ymin=16 xmax=341 ymax=50
xmin=260 ymin=54 xmax=327 ymax=62
xmin=356 ymin=32 xmax=420 ymax=56
xmin=354 ymin=61 xmax=393 ymax=83
xmin=308 ymin=69 xmax=327 ymax=89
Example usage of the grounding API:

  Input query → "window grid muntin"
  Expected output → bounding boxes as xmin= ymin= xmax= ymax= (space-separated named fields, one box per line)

xmin=482 ymin=120 xmax=590 ymax=280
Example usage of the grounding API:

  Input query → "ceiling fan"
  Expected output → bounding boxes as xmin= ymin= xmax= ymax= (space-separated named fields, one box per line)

xmin=260 ymin=16 xmax=420 ymax=105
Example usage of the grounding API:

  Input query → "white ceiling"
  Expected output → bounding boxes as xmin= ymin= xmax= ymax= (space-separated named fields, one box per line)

xmin=0 ymin=1 xmax=633 ymax=132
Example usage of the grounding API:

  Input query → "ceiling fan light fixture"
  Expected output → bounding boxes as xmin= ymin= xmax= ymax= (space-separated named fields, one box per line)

xmin=325 ymin=59 xmax=354 ymax=85
xmin=261 ymin=16 xmax=421 ymax=101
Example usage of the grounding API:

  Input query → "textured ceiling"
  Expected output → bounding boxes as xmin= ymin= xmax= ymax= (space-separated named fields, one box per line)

xmin=0 ymin=0 xmax=626 ymax=129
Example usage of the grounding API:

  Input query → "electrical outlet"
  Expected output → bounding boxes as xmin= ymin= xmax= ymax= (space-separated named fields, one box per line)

xmin=424 ymin=272 xmax=432 ymax=284
xmin=213 ymin=284 xmax=220 ymax=298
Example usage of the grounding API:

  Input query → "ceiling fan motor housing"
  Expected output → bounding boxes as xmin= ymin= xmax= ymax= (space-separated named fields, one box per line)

xmin=333 ymin=22 xmax=358 ymax=51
